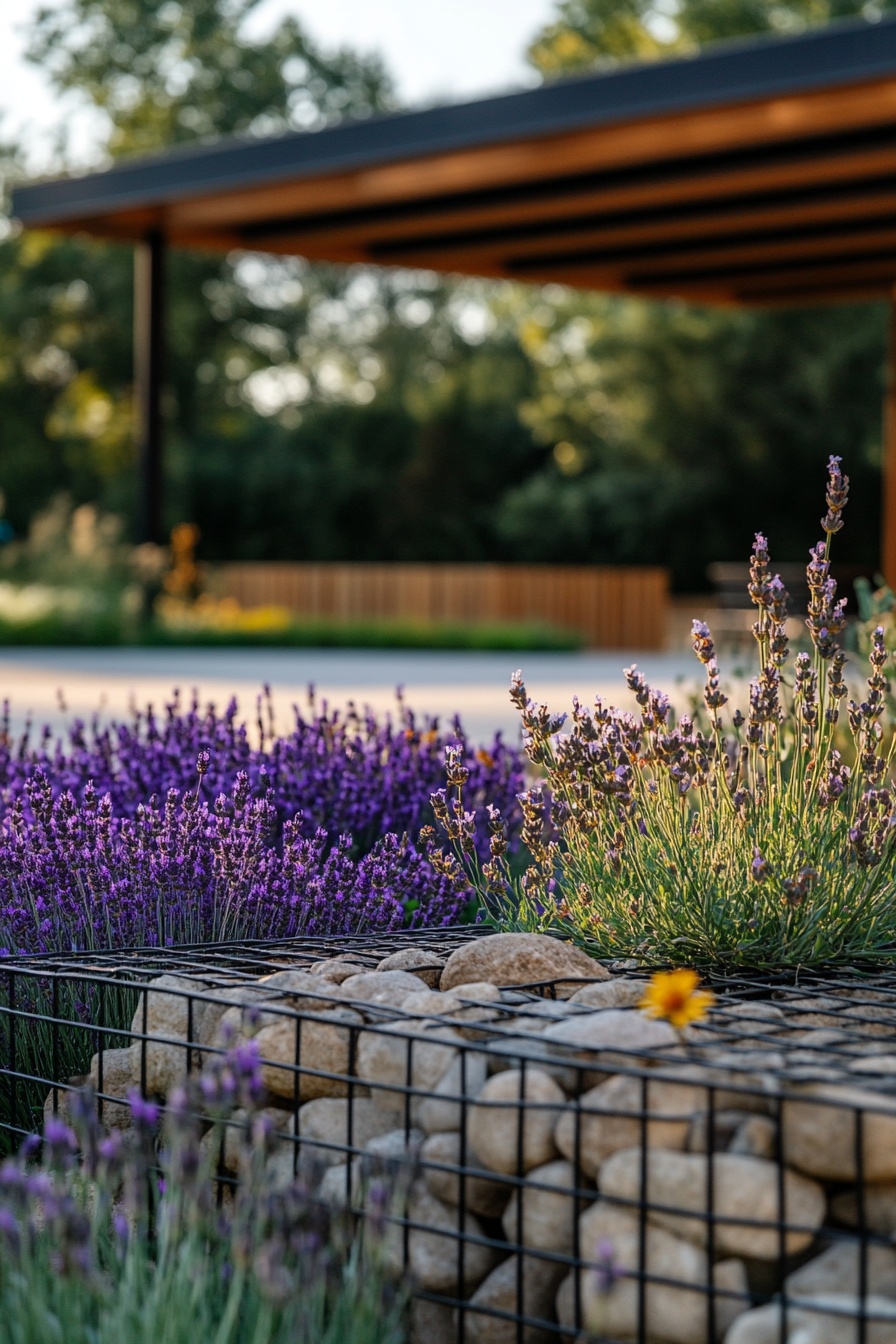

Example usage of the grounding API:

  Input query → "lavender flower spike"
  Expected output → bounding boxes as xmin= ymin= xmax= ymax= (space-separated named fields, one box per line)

xmin=821 ymin=455 xmax=849 ymax=535
xmin=691 ymin=620 xmax=715 ymax=666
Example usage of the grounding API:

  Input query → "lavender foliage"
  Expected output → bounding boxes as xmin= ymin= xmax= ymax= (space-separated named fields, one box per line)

xmin=0 ymin=691 xmax=523 ymax=954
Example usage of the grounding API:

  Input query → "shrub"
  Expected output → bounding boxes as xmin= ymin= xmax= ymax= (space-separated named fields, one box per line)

xmin=0 ymin=1045 xmax=408 ymax=1344
xmin=435 ymin=458 xmax=896 ymax=969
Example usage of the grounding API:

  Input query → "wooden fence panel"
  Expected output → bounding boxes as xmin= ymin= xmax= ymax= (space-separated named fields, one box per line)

xmin=217 ymin=563 xmax=669 ymax=649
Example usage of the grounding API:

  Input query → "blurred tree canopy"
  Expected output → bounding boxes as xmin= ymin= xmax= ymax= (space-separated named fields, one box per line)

xmin=0 ymin=0 xmax=890 ymax=588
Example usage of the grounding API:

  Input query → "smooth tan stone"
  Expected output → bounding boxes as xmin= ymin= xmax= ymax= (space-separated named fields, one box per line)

xmin=197 ymin=983 xmax=283 ymax=1047
xmin=376 ymin=948 xmax=445 ymax=988
xmin=380 ymin=1183 xmax=499 ymax=1293
xmin=832 ymin=1183 xmax=896 ymax=1234
xmin=254 ymin=1006 xmax=362 ymax=1101
xmin=88 ymin=1048 xmax=133 ymax=1130
xmin=128 ymin=974 xmax=208 ymax=1095
xmin=309 ymin=959 xmax=366 ymax=983
xmin=557 ymin=1203 xmax=749 ymax=1344
xmin=782 ymin=1082 xmax=896 ymax=1182
xmin=728 ymin=1114 xmax=777 ymax=1159
xmin=257 ymin=968 xmax=334 ymax=996
xmin=465 ymin=1254 xmax=567 ymax=1344
xmin=555 ymin=1072 xmax=698 ymax=1177
xmin=502 ymin=1160 xmax=587 ymax=1254
xmin=568 ymin=978 xmax=646 ymax=1009
xmin=468 ymin=1069 xmax=565 ymax=1174
xmin=786 ymin=1241 xmax=896 ymax=1300
xmin=724 ymin=1296 xmax=896 ymax=1344
xmin=408 ymin=1298 xmax=456 ymax=1344
xmin=357 ymin=1019 xmax=462 ymax=1115
xmin=297 ymin=1096 xmax=404 ymax=1165
xmin=202 ymin=1105 xmax=292 ymax=1173
xmin=421 ymin=1130 xmax=511 ymax=1219
xmin=419 ymin=1051 xmax=489 ymax=1134
xmin=339 ymin=970 xmax=429 ymax=1007
xmin=598 ymin=1147 xmax=824 ymax=1259
xmin=540 ymin=1009 xmax=680 ymax=1087
xmin=440 ymin=933 xmax=607 ymax=992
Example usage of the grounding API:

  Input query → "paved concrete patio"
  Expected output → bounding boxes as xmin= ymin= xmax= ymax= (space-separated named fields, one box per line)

xmin=0 ymin=647 xmax=716 ymax=744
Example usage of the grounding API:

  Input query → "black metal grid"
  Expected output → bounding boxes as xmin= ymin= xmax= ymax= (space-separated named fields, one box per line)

xmin=4 ymin=932 xmax=896 ymax=1343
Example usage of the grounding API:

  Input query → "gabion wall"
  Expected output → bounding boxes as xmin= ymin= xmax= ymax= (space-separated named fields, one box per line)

xmin=4 ymin=929 xmax=896 ymax=1343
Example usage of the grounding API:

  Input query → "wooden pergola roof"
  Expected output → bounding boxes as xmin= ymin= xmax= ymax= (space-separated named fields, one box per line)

xmin=11 ymin=15 xmax=896 ymax=570
xmin=14 ymin=16 xmax=896 ymax=307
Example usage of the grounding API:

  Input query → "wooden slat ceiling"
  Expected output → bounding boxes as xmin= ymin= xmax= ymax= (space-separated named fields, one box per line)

xmin=14 ymin=16 xmax=896 ymax=307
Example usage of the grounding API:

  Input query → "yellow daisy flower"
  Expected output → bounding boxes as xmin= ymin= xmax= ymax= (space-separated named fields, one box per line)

xmin=639 ymin=969 xmax=715 ymax=1030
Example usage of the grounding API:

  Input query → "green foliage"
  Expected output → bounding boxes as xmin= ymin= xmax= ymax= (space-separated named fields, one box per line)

xmin=437 ymin=462 xmax=896 ymax=970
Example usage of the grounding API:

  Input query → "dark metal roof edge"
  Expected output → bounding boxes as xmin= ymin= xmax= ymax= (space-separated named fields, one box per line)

xmin=12 ymin=14 xmax=896 ymax=228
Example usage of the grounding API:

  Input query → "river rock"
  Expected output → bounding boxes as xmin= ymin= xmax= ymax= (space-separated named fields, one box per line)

xmin=419 ymin=1051 xmax=489 ymax=1133
xmin=555 ymin=1072 xmax=699 ymax=1177
xmin=782 ymin=1082 xmax=896 ymax=1181
xmin=540 ymin=1010 xmax=680 ymax=1086
xmin=377 ymin=948 xmax=445 ymax=987
xmin=468 ymin=1069 xmax=565 ymax=1174
xmin=408 ymin=1298 xmax=456 ymax=1344
xmin=832 ymin=1183 xmax=896 ymax=1233
xmin=728 ymin=1114 xmax=777 ymax=1159
xmin=568 ymin=978 xmax=646 ymax=1009
xmin=339 ymin=970 xmax=431 ymax=1007
xmin=502 ymin=1160 xmax=586 ymax=1254
xmin=204 ymin=1105 xmax=292 ymax=1173
xmin=253 ymin=1006 xmax=363 ymax=1101
xmin=786 ymin=1241 xmax=896 ymax=1300
xmin=724 ymin=1295 xmax=896 ymax=1344
xmin=381 ymin=1184 xmax=499 ymax=1293
xmin=88 ymin=1048 xmax=134 ymax=1130
xmin=128 ymin=973 xmax=207 ymax=1094
xmin=440 ymin=933 xmax=607 ymax=993
xmin=257 ymin=968 xmax=336 ymax=997
xmin=421 ymin=1131 xmax=511 ymax=1218
xmin=557 ymin=1202 xmax=749 ymax=1344
xmin=298 ymin=1096 xmax=405 ymax=1165
xmin=197 ymin=983 xmax=283 ymax=1047
xmin=599 ymin=1148 xmax=824 ymax=1259
xmin=357 ymin=1019 xmax=462 ymax=1114
xmin=465 ymin=1253 xmax=567 ymax=1344
xmin=309 ymin=959 xmax=366 ymax=982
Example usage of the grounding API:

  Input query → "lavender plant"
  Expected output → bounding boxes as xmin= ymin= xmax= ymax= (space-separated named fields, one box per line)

xmin=435 ymin=459 xmax=896 ymax=969
xmin=0 ymin=1044 xmax=408 ymax=1344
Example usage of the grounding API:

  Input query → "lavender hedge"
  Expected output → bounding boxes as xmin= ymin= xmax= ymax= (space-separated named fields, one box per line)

xmin=0 ymin=689 xmax=524 ymax=955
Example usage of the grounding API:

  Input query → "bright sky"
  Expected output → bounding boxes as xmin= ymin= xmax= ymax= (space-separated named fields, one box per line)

xmin=0 ymin=0 xmax=555 ymax=168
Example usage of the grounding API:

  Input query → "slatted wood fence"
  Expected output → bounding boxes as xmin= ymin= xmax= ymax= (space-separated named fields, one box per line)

xmin=217 ymin=564 xmax=669 ymax=649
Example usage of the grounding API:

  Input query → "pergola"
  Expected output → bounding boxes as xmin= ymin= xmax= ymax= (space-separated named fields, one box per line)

xmin=13 ymin=15 xmax=896 ymax=574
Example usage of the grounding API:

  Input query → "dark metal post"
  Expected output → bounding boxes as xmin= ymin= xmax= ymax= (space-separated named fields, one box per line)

xmin=134 ymin=230 xmax=166 ymax=544
xmin=883 ymin=294 xmax=896 ymax=586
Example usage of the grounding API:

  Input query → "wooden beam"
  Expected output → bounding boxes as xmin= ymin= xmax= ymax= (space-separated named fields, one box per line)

xmin=133 ymin=230 xmax=166 ymax=545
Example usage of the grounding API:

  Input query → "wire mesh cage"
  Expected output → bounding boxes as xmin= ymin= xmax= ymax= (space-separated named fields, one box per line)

xmin=4 ymin=930 xmax=896 ymax=1343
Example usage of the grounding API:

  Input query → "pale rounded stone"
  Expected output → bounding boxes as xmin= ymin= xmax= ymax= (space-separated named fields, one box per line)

xmin=485 ymin=1036 xmax=576 ymax=1092
xmin=419 ymin=1051 xmax=489 ymax=1134
xmin=380 ymin=1184 xmax=499 ymax=1292
xmin=598 ymin=1147 xmax=824 ymax=1259
xmin=197 ymin=984 xmax=282 ymax=1047
xmin=298 ymin=1096 xmax=405 ymax=1165
xmin=339 ymin=969 xmax=431 ymax=1007
xmin=88 ymin=1048 xmax=134 ymax=1130
xmin=421 ymin=1130 xmax=511 ymax=1218
xmin=465 ymin=1254 xmax=567 ymax=1344
xmin=203 ymin=1105 xmax=292 ymax=1173
xmin=376 ymin=948 xmax=445 ymax=988
xmin=832 ymin=1184 xmax=896 ymax=1233
xmin=555 ymin=1072 xmax=698 ymax=1177
xmin=724 ymin=1296 xmax=896 ymax=1344
xmin=786 ymin=1241 xmax=896 ymax=1300
xmin=502 ymin=1160 xmax=586 ymax=1254
xmin=309 ymin=959 xmax=366 ymax=983
xmin=254 ymin=1006 xmax=362 ymax=1101
xmin=401 ymin=989 xmax=463 ymax=1017
xmin=728 ymin=1114 xmax=777 ymax=1160
xmin=468 ymin=1069 xmax=565 ymax=1174
xmin=257 ymin=968 xmax=334 ymax=996
xmin=408 ymin=1298 xmax=456 ymax=1344
xmin=128 ymin=973 xmax=207 ymax=1095
xmin=568 ymin=978 xmax=646 ymax=1009
xmin=557 ymin=1202 xmax=749 ymax=1344
xmin=687 ymin=1109 xmax=765 ymax=1156
xmin=356 ymin=1019 xmax=462 ymax=1114
xmin=440 ymin=933 xmax=607 ymax=992
xmin=540 ymin=1009 xmax=680 ymax=1085
xmin=782 ymin=1082 xmax=896 ymax=1181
